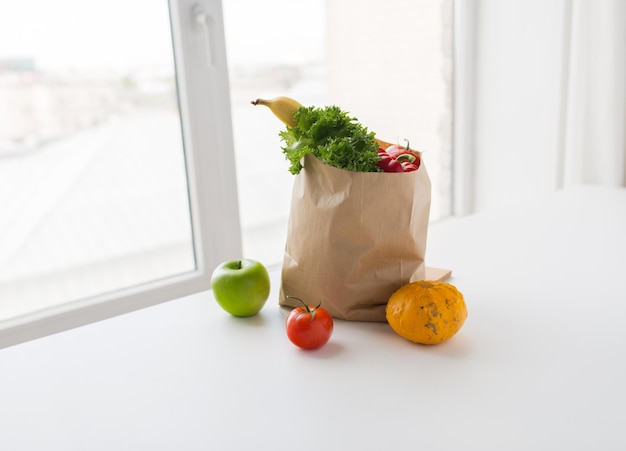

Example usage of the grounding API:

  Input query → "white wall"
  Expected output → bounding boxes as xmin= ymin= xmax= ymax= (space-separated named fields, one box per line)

xmin=326 ymin=0 xmax=453 ymax=220
xmin=472 ymin=0 xmax=569 ymax=212
xmin=326 ymin=0 xmax=575 ymax=216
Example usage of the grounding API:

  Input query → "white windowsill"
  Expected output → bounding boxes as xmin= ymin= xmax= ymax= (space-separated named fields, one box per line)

xmin=0 ymin=185 xmax=624 ymax=450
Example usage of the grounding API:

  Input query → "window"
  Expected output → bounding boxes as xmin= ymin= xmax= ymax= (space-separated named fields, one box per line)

xmin=1 ymin=0 xmax=453 ymax=348
xmin=224 ymin=0 xmax=453 ymax=265
xmin=0 ymin=0 xmax=240 ymax=348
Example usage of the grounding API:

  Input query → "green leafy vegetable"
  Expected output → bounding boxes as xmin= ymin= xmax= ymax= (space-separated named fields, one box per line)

xmin=279 ymin=105 xmax=381 ymax=174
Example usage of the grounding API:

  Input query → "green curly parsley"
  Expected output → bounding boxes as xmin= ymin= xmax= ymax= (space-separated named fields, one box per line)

xmin=279 ymin=105 xmax=381 ymax=174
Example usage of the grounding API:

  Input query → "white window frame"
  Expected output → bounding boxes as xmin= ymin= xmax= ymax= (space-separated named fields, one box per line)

xmin=452 ymin=0 xmax=477 ymax=216
xmin=0 ymin=0 xmax=241 ymax=349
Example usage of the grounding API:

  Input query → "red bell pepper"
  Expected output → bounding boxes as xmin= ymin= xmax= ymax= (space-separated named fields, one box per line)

xmin=377 ymin=148 xmax=404 ymax=172
xmin=377 ymin=141 xmax=421 ymax=173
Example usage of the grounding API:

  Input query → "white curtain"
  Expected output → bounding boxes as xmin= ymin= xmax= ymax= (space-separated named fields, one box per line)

xmin=563 ymin=0 xmax=626 ymax=187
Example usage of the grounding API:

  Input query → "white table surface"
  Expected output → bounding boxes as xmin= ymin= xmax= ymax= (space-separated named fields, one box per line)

xmin=1 ymin=185 xmax=625 ymax=450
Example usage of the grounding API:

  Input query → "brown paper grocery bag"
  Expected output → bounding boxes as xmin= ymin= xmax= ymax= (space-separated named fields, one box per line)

xmin=279 ymin=153 xmax=431 ymax=322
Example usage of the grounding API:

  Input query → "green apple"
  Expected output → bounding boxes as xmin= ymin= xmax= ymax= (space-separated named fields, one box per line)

xmin=211 ymin=259 xmax=271 ymax=317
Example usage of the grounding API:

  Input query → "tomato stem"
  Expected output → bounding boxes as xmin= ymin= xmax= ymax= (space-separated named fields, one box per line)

xmin=286 ymin=295 xmax=321 ymax=323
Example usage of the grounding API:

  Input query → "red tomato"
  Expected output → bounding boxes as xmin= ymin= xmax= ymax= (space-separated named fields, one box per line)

xmin=285 ymin=297 xmax=334 ymax=350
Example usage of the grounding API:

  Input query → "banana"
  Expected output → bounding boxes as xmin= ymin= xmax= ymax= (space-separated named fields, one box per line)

xmin=251 ymin=96 xmax=303 ymax=128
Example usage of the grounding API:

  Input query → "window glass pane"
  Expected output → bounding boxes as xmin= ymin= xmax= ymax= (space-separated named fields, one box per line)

xmin=223 ymin=0 xmax=327 ymax=267
xmin=224 ymin=0 xmax=452 ymax=266
xmin=0 ymin=0 xmax=195 ymax=321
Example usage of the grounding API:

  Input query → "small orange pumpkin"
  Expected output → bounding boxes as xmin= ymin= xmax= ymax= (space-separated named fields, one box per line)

xmin=386 ymin=280 xmax=467 ymax=345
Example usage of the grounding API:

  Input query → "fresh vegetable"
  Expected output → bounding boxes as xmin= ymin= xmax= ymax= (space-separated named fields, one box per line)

xmin=386 ymin=280 xmax=467 ymax=345
xmin=279 ymin=105 xmax=381 ymax=174
xmin=285 ymin=297 xmax=334 ymax=350
xmin=377 ymin=148 xmax=404 ymax=172
xmin=377 ymin=141 xmax=421 ymax=173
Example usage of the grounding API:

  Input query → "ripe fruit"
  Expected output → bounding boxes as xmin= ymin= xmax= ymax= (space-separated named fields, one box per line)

xmin=285 ymin=297 xmax=334 ymax=350
xmin=211 ymin=259 xmax=271 ymax=317
xmin=251 ymin=96 xmax=303 ymax=128
xmin=386 ymin=280 xmax=467 ymax=345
